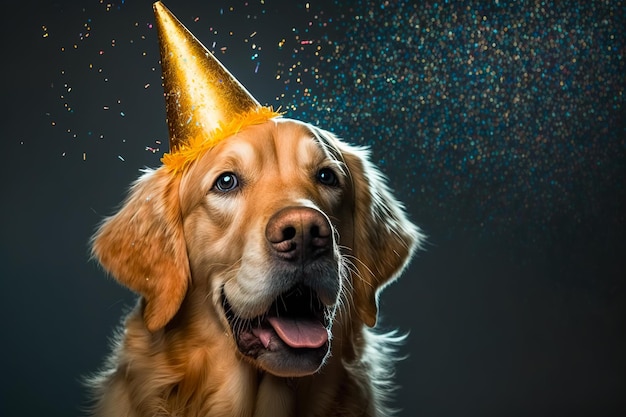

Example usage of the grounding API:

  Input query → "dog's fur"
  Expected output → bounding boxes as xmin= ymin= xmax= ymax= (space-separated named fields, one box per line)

xmin=89 ymin=118 xmax=422 ymax=417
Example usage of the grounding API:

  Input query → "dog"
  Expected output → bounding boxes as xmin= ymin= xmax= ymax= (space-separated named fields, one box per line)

xmin=89 ymin=118 xmax=422 ymax=416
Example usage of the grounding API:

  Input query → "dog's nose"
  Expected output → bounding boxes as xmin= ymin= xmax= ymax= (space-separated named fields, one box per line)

xmin=266 ymin=207 xmax=332 ymax=261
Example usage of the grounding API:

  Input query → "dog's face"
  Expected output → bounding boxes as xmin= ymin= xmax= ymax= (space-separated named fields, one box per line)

xmin=181 ymin=119 xmax=351 ymax=376
xmin=92 ymin=118 xmax=420 ymax=377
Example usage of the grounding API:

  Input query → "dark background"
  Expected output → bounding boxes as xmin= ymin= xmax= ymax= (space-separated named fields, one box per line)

xmin=1 ymin=1 xmax=624 ymax=416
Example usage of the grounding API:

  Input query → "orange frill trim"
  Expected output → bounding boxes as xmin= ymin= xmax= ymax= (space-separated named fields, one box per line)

xmin=161 ymin=106 xmax=282 ymax=173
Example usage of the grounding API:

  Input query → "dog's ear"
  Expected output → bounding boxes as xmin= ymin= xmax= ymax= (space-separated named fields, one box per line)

xmin=91 ymin=168 xmax=189 ymax=332
xmin=340 ymin=144 xmax=422 ymax=327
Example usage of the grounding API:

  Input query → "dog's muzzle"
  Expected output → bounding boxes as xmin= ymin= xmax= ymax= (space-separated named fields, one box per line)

xmin=221 ymin=206 xmax=341 ymax=377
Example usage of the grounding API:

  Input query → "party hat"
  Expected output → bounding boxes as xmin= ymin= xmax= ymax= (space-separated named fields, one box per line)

xmin=153 ymin=1 xmax=280 ymax=172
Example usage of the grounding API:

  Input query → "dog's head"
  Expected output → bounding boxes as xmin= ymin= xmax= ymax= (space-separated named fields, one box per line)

xmin=92 ymin=118 xmax=422 ymax=377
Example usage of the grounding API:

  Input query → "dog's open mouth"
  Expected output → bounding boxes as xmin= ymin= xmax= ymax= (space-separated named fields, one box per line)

xmin=221 ymin=284 xmax=332 ymax=376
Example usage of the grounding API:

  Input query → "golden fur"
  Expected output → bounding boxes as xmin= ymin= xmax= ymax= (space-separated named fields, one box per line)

xmin=89 ymin=119 xmax=422 ymax=417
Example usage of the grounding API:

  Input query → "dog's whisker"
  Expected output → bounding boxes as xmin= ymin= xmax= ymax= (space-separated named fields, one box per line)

xmin=343 ymin=255 xmax=377 ymax=289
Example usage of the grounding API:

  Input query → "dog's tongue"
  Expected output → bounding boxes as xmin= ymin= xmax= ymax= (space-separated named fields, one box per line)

xmin=267 ymin=317 xmax=328 ymax=349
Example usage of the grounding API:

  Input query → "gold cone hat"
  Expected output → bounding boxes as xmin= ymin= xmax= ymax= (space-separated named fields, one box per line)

xmin=153 ymin=1 xmax=280 ymax=172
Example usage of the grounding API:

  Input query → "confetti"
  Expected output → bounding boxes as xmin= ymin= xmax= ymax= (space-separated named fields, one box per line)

xmin=283 ymin=0 xmax=625 ymax=241
xmin=43 ymin=0 xmax=624 ymax=245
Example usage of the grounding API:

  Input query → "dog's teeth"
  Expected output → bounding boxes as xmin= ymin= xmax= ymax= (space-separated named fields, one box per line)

xmin=252 ymin=328 xmax=272 ymax=349
xmin=259 ymin=333 xmax=272 ymax=349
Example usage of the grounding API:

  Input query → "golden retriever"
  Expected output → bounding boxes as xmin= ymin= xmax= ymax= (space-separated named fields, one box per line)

xmin=89 ymin=118 xmax=422 ymax=417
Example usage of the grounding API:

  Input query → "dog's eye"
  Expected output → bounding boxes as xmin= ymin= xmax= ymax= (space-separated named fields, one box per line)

xmin=316 ymin=167 xmax=339 ymax=187
xmin=213 ymin=172 xmax=239 ymax=192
